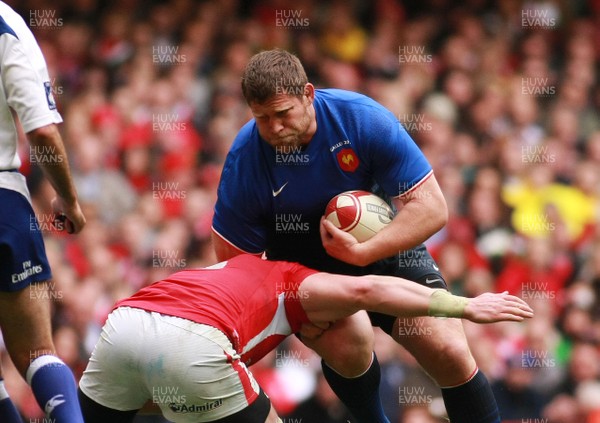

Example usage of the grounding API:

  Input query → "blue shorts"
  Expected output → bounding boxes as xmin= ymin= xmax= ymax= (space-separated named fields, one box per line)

xmin=0 ymin=188 xmax=52 ymax=292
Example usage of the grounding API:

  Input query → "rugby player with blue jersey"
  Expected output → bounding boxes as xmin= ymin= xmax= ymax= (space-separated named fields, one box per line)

xmin=0 ymin=2 xmax=86 ymax=422
xmin=212 ymin=49 xmax=501 ymax=422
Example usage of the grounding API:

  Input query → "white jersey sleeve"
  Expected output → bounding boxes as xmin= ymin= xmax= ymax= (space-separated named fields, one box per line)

xmin=0 ymin=2 xmax=62 ymax=192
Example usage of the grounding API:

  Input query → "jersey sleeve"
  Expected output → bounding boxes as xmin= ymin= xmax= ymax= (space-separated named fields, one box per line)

xmin=0 ymin=16 xmax=61 ymax=133
xmin=212 ymin=144 xmax=267 ymax=254
xmin=362 ymin=107 xmax=432 ymax=197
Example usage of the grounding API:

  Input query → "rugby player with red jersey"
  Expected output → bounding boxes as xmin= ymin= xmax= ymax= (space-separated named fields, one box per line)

xmin=77 ymin=255 xmax=532 ymax=423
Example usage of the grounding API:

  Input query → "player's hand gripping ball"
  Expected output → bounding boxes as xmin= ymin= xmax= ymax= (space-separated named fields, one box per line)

xmin=325 ymin=190 xmax=394 ymax=242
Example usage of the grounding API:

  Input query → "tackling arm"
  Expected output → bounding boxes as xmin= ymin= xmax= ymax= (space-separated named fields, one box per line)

xmin=299 ymin=272 xmax=533 ymax=325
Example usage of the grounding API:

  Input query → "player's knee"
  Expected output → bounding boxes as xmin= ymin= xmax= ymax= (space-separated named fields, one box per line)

xmin=426 ymin=332 xmax=476 ymax=381
xmin=305 ymin=312 xmax=374 ymax=375
xmin=438 ymin=337 xmax=474 ymax=365
xmin=330 ymin=311 xmax=374 ymax=350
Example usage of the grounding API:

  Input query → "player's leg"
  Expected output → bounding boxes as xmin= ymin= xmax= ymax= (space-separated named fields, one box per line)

xmin=79 ymin=307 xmax=165 ymax=422
xmin=0 ymin=360 xmax=23 ymax=423
xmin=77 ymin=389 xmax=138 ymax=423
xmin=301 ymin=310 xmax=390 ymax=423
xmin=208 ymin=389 xmax=276 ymax=423
xmin=385 ymin=244 xmax=500 ymax=423
xmin=0 ymin=188 xmax=84 ymax=422
xmin=0 ymin=283 xmax=84 ymax=423
xmin=393 ymin=315 xmax=499 ymax=422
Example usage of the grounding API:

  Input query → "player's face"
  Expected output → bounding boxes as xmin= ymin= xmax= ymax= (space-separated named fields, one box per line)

xmin=250 ymin=83 xmax=316 ymax=149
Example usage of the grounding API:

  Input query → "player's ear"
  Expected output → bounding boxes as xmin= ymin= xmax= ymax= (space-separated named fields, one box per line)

xmin=303 ymin=83 xmax=315 ymax=104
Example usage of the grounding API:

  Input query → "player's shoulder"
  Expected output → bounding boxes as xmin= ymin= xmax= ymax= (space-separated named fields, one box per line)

xmin=0 ymin=3 xmax=27 ymax=39
xmin=315 ymin=88 xmax=383 ymax=108
xmin=315 ymin=88 xmax=395 ymax=119
xmin=226 ymin=119 xmax=261 ymax=159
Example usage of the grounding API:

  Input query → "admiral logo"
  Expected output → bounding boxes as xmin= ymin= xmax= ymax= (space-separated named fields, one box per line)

xmin=365 ymin=203 xmax=393 ymax=224
xmin=169 ymin=399 xmax=223 ymax=413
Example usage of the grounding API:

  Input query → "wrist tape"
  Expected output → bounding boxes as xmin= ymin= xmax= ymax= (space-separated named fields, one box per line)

xmin=428 ymin=289 xmax=468 ymax=318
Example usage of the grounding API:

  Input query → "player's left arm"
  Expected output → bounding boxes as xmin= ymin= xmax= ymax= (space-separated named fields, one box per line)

xmin=299 ymin=272 xmax=533 ymax=324
xmin=321 ymin=107 xmax=447 ymax=266
xmin=27 ymin=124 xmax=86 ymax=233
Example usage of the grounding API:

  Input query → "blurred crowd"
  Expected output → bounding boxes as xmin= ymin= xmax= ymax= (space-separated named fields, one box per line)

xmin=1 ymin=0 xmax=599 ymax=421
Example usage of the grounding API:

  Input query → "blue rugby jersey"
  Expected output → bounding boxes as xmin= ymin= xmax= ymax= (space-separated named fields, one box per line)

xmin=213 ymin=89 xmax=432 ymax=273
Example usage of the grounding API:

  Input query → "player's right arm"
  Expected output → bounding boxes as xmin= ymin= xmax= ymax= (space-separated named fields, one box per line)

xmin=298 ymin=272 xmax=533 ymax=324
xmin=212 ymin=124 xmax=269 ymax=261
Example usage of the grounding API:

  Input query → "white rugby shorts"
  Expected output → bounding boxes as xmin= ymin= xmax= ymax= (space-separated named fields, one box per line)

xmin=79 ymin=306 xmax=261 ymax=422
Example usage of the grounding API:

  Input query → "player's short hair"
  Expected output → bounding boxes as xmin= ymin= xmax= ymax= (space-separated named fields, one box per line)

xmin=241 ymin=49 xmax=308 ymax=104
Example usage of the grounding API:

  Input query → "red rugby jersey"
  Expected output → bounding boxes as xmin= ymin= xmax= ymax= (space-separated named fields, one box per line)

xmin=114 ymin=255 xmax=318 ymax=365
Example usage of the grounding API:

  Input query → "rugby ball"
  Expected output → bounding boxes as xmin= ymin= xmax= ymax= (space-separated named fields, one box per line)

xmin=325 ymin=191 xmax=394 ymax=242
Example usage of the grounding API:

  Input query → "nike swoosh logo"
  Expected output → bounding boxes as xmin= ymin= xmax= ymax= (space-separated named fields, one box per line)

xmin=272 ymin=182 xmax=289 ymax=197
xmin=425 ymin=278 xmax=443 ymax=285
xmin=432 ymin=263 xmax=439 ymax=271
xmin=45 ymin=394 xmax=66 ymax=415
